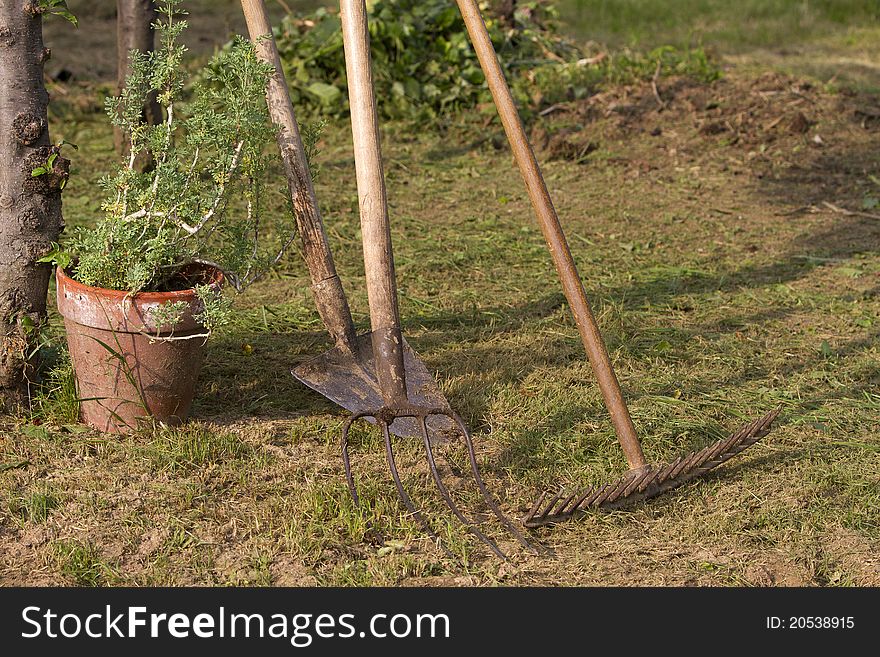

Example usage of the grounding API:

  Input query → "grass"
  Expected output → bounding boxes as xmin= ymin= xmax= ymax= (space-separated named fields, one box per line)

xmin=558 ymin=0 xmax=880 ymax=48
xmin=28 ymin=352 xmax=79 ymax=425
xmin=8 ymin=485 xmax=60 ymax=524
xmin=138 ymin=424 xmax=257 ymax=473
xmin=1 ymin=1 xmax=878 ymax=586
xmin=53 ymin=539 xmax=117 ymax=586
xmin=557 ymin=0 xmax=880 ymax=91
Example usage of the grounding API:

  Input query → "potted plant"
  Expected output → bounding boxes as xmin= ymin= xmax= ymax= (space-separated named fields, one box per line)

xmin=51 ymin=1 xmax=295 ymax=433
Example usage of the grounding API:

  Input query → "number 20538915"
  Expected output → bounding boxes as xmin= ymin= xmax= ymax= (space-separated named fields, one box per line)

xmin=766 ymin=617 xmax=854 ymax=629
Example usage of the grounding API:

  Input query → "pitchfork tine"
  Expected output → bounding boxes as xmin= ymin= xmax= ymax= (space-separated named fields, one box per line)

xmin=381 ymin=422 xmax=448 ymax=547
xmin=419 ymin=419 xmax=509 ymax=560
xmin=341 ymin=413 xmax=363 ymax=505
xmin=449 ymin=411 xmax=541 ymax=554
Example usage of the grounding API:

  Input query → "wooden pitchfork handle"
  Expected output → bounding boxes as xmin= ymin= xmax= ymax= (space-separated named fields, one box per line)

xmin=340 ymin=0 xmax=408 ymax=406
xmin=240 ymin=0 xmax=359 ymax=356
xmin=454 ymin=0 xmax=647 ymax=471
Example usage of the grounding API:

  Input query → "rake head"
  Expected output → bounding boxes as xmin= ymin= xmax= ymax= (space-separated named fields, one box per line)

xmin=523 ymin=408 xmax=780 ymax=528
xmin=341 ymin=405 xmax=539 ymax=559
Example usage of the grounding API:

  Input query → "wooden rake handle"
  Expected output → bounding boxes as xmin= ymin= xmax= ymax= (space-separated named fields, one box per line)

xmin=455 ymin=0 xmax=646 ymax=470
xmin=340 ymin=0 xmax=407 ymax=405
xmin=240 ymin=0 xmax=358 ymax=354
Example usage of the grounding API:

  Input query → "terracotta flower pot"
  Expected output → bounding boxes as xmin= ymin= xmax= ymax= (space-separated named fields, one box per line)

xmin=55 ymin=264 xmax=222 ymax=434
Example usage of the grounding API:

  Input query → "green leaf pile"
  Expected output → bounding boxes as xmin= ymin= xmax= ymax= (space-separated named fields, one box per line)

xmin=264 ymin=1 xmax=720 ymax=121
xmin=272 ymin=0 xmax=580 ymax=120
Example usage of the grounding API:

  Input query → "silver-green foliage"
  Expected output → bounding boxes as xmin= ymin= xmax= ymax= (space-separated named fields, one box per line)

xmin=72 ymin=0 xmax=289 ymax=308
xmin=146 ymin=286 xmax=233 ymax=337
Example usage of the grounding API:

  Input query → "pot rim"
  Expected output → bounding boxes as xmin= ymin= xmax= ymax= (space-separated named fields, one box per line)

xmin=56 ymin=262 xmax=224 ymax=334
xmin=56 ymin=262 xmax=224 ymax=300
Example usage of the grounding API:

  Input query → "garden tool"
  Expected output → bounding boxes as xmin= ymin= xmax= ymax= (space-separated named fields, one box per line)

xmin=453 ymin=0 xmax=779 ymax=526
xmin=338 ymin=0 xmax=536 ymax=558
xmin=241 ymin=0 xmax=453 ymax=439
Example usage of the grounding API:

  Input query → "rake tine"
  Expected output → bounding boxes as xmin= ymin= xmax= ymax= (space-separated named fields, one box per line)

xmin=539 ymin=489 xmax=565 ymax=521
xmin=525 ymin=491 xmax=547 ymax=522
xmin=581 ymin=482 xmax=611 ymax=507
xmin=588 ymin=483 xmax=617 ymax=507
xmin=669 ymin=450 xmax=699 ymax=480
xmin=526 ymin=480 xmax=624 ymax=527
xmin=600 ymin=409 xmax=780 ymax=510
xmin=555 ymin=490 xmax=581 ymax=516
xmin=550 ymin=488 xmax=587 ymax=521
xmin=522 ymin=409 xmax=781 ymax=526
xmin=570 ymin=485 xmax=599 ymax=513
xmin=654 ymin=456 xmax=684 ymax=485
xmin=381 ymin=421 xmax=446 ymax=549
xmin=746 ymin=408 xmax=779 ymax=440
xmin=562 ymin=482 xmax=608 ymax=515
xmin=601 ymin=470 xmax=637 ymax=505
xmin=679 ymin=445 xmax=712 ymax=474
xmin=419 ymin=419 xmax=509 ymax=561
xmin=718 ymin=414 xmax=767 ymax=453
xmin=637 ymin=470 xmax=662 ymax=494
xmin=688 ymin=410 xmax=779 ymax=474
xmin=523 ymin=483 xmax=600 ymax=527
xmin=715 ymin=418 xmax=754 ymax=452
xmin=447 ymin=411 xmax=541 ymax=554
xmin=697 ymin=410 xmax=779 ymax=470
xmin=621 ymin=467 xmax=656 ymax=497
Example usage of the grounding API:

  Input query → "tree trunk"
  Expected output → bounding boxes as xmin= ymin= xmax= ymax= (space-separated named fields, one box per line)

xmin=0 ymin=1 xmax=67 ymax=410
xmin=114 ymin=0 xmax=160 ymax=160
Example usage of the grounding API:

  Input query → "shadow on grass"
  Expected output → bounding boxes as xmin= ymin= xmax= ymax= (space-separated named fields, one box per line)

xmin=192 ymin=95 xmax=880 ymax=448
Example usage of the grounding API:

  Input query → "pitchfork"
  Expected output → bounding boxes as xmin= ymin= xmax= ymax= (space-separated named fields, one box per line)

xmin=337 ymin=0 xmax=538 ymax=558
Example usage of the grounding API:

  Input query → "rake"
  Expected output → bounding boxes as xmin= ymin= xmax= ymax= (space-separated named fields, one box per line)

xmin=452 ymin=0 xmax=779 ymax=526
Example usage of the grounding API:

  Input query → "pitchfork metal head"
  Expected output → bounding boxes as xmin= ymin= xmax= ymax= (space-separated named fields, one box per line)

xmin=341 ymin=405 xmax=540 ymax=560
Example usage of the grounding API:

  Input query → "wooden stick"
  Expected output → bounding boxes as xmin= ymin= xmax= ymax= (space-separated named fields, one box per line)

xmin=821 ymin=201 xmax=880 ymax=221
xmin=340 ymin=0 xmax=407 ymax=404
xmin=454 ymin=0 xmax=647 ymax=469
xmin=240 ymin=0 xmax=358 ymax=353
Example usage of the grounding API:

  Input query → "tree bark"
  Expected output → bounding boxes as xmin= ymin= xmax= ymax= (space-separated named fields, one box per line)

xmin=114 ymin=0 xmax=161 ymax=159
xmin=0 ymin=1 xmax=67 ymax=410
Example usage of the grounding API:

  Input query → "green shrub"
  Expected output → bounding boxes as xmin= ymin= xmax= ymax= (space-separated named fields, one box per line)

xmin=272 ymin=0 xmax=580 ymax=120
xmin=266 ymin=1 xmax=721 ymax=121
xmin=60 ymin=0 xmax=306 ymax=334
